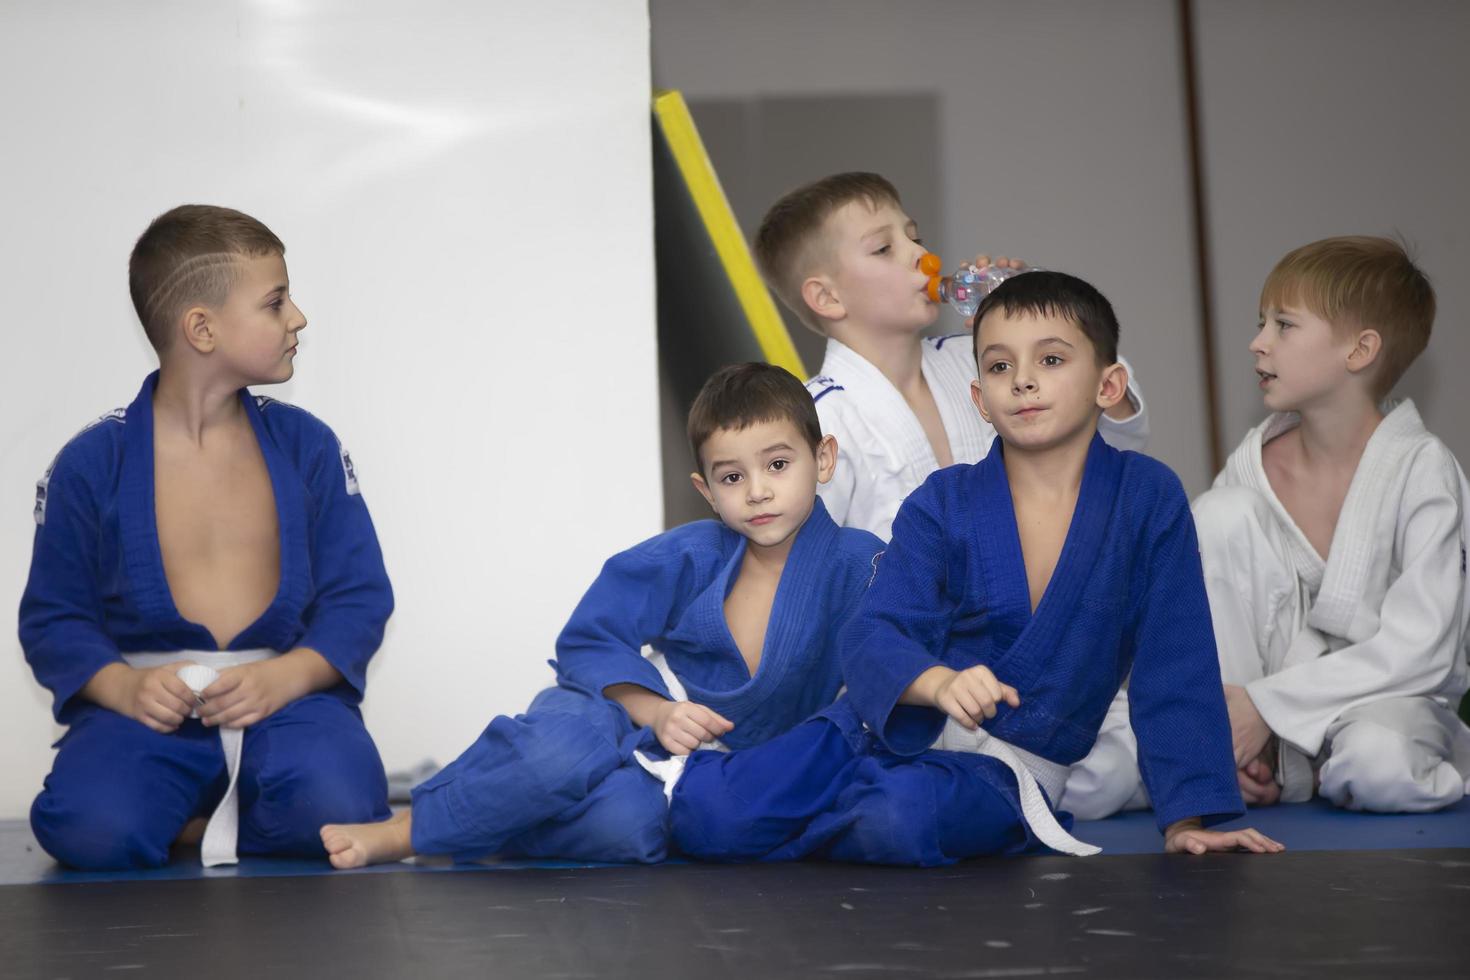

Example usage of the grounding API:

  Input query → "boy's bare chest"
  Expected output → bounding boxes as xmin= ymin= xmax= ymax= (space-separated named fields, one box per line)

xmin=154 ymin=431 xmax=280 ymax=647
xmin=723 ymin=562 xmax=779 ymax=678
xmin=1013 ymin=498 xmax=1074 ymax=613
xmin=1264 ymin=449 xmax=1346 ymax=560
xmin=904 ymin=385 xmax=954 ymax=469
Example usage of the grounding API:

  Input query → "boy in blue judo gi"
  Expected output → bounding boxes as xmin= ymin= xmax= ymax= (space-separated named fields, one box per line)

xmin=21 ymin=205 xmax=394 ymax=870
xmin=670 ymin=271 xmax=1284 ymax=864
xmin=320 ymin=362 xmax=885 ymax=868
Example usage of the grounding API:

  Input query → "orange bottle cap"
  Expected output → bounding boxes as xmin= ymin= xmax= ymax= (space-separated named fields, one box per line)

xmin=919 ymin=253 xmax=943 ymax=276
xmin=926 ymin=277 xmax=942 ymax=303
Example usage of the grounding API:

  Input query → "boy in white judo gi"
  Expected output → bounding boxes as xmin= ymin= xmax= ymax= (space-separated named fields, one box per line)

xmin=320 ymin=364 xmax=885 ymax=868
xmin=1195 ymin=236 xmax=1470 ymax=812
xmin=752 ymin=172 xmax=1150 ymax=816
xmin=22 ymin=205 xmax=394 ymax=869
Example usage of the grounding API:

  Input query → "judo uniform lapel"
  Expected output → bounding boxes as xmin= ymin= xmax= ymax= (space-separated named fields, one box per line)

xmin=669 ymin=498 xmax=847 ymax=749
xmin=974 ymin=434 xmax=1124 ymax=698
xmin=117 ymin=371 xmax=308 ymax=650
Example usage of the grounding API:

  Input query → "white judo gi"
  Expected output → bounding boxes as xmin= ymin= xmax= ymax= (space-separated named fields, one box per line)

xmin=807 ymin=334 xmax=1152 ymax=818
xmin=1193 ymin=400 xmax=1470 ymax=811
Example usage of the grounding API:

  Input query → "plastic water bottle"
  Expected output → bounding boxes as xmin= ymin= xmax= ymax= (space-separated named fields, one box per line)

xmin=921 ymin=253 xmax=1023 ymax=318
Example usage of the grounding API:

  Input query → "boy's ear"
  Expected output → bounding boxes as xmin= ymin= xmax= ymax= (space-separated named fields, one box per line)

xmin=689 ymin=471 xmax=719 ymax=513
xmin=1095 ymin=361 xmax=1129 ymax=412
xmin=969 ymin=378 xmax=992 ymax=423
xmin=800 ymin=275 xmax=846 ymax=324
xmin=181 ymin=306 xmax=217 ymax=354
xmin=815 ymin=434 xmax=838 ymax=485
xmin=1345 ymin=328 xmax=1383 ymax=376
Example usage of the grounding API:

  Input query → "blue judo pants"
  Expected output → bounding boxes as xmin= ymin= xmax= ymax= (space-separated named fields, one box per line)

xmin=671 ymin=717 xmax=1054 ymax=867
xmin=409 ymin=686 xmax=668 ymax=864
xmin=32 ymin=694 xmax=390 ymax=870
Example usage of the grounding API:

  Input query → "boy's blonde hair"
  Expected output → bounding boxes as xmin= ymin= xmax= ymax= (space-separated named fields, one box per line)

xmin=753 ymin=172 xmax=901 ymax=334
xmin=1261 ymin=236 xmax=1434 ymax=398
xmin=129 ymin=204 xmax=286 ymax=353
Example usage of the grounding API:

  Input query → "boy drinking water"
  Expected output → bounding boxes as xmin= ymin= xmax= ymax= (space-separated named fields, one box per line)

xmin=321 ymin=363 xmax=884 ymax=868
xmin=22 ymin=205 xmax=393 ymax=870
xmin=671 ymin=272 xmax=1281 ymax=863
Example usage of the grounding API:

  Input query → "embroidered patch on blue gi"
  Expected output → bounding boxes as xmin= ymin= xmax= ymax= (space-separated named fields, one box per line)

xmin=35 ymin=408 xmax=126 ymax=526
xmin=340 ymin=445 xmax=361 ymax=495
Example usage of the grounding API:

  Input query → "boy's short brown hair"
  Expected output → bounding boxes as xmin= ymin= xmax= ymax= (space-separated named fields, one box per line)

xmin=1261 ymin=236 xmax=1434 ymax=398
xmin=972 ymin=270 xmax=1120 ymax=368
xmin=687 ymin=363 xmax=823 ymax=470
xmin=129 ymin=204 xmax=286 ymax=352
xmin=753 ymin=172 xmax=902 ymax=334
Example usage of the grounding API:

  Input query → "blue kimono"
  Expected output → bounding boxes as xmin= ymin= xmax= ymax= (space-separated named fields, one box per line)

xmin=21 ymin=372 xmax=393 ymax=870
xmin=407 ymin=497 xmax=884 ymax=863
xmin=671 ymin=435 xmax=1244 ymax=866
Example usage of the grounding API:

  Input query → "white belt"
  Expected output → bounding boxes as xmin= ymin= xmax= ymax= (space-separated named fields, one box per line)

xmin=121 ymin=648 xmax=279 ymax=867
xmin=631 ymin=649 xmax=727 ymax=802
xmin=934 ymin=717 xmax=1101 ymax=857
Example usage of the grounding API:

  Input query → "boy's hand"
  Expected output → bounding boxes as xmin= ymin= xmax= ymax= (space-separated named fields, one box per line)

xmin=1223 ymin=684 xmax=1273 ymax=767
xmin=197 ymin=649 xmax=339 ymax=728
xmin=103 ymin=662 xmax=197 ymax=734
xmin=651 ymin=700 xmax=734 ymax=755
xmin=1164 ymin=817 xmax=1284 ymax=855
xmin=931 ymin=665 xmax=1020 ymax=731
xmin=1237 ymin=752 xmax=1281 ymax=806
xmin=969 ymin=254 xmax=1028 ymax=273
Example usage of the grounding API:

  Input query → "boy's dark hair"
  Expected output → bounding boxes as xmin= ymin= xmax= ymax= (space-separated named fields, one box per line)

xmin=972 ymin=271 xmax=1119 ymax=368
xmin=129 ymin=204 xmax=286 ymax=353
xmin=687 ymin=363 xmax=823 ymax=469
xmin=754 ymin=172 xmax=902 ymax=334
xmin=1261 ymin=235 xmax=1433 ymax=398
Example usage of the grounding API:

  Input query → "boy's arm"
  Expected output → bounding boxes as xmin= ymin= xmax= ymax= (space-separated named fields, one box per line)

xmin=19 ymin=450 xmax=134 ymax=721
xmin=841 ymin=480 xmax=959 ymax=754
xmin=1243 ymin=459 xmax=1467 ymax=758
xmin=287 ymin=426 xmax=394 ymax=699
xmin=1127 ymin=492 xmax=1246 ymax=834
xmin=1098 ymin=356 xmax=1149 ymax=451
xmin=555 ymin=536 xmax=703 ymax=703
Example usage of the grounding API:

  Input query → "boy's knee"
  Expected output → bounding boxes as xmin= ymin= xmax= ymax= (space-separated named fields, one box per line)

xmin=837 ymin=765 xmax=946 ymax=866
xmin=669 ymin=752 xmax=759 ymax=860
xmin=1321 ymin=711 xmax=1463 ymax=812
xmin=31 ymin=789 xmax=172 ymax=870
xmin=1192 ymin=486 xmax=1271 ymax=556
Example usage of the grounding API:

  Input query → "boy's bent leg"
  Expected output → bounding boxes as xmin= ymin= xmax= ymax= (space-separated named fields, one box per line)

xmin=236 ymin=694 xmax=390 ymax=859
xmin=670 ymin=717 xmax=862 ymax=862
xmin=504 ymin=762 xmax=670 ymax=864
xmin=1318 ymin=697 xmax=1470 ymax=812
xmin=800 ymin=750 xmax=1033 ymax=867
xmin=1061 ymin=690 xmax=1150 ymax=820
xmin=409 ymin=687 xmax=627 ymax=857
xmin=31 ymin=706 xmax=226 ymax=870
xmin=1192 ymin=486 xmax=1303 ymax=684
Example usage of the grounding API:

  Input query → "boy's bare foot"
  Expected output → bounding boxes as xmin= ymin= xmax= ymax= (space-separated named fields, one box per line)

xmin=320 ymin=810 xmax=414 ymax=869
xmin=174 ymin=817 xmax=208 ymax=846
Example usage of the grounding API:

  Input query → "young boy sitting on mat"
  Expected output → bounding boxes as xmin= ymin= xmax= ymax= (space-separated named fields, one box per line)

xmin=669 ymin=271 xmax=1283 ymax=864
xmin=753 ymin=171 xmax=1152 ymax=817
xmin=321 ymin=362 xmax=885 ymax=868
xmin=1191 ymin=236 xmax=1470 ymax=811
xmin=22 ymin=205 xmax=395 ymax=870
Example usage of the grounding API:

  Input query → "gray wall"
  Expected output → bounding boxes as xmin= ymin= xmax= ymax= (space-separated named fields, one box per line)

xmin=1194 ymin=0 xmax=1470 ymax=459
xmin=653 ymin=0 xmax=1214 ymax=493
xmin=653 ymin=0 xmax=1470 ymax=496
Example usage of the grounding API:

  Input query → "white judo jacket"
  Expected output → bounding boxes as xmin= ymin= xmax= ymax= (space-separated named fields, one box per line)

xmin=1218 ymin=400 xmax=1470 ymax=758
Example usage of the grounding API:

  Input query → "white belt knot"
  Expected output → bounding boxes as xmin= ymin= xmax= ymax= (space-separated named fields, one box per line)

xmin=121 ymin=648 xmax=278 ymax=867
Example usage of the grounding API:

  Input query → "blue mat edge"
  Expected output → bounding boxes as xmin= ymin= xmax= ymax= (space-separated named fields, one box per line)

xmin=2 ymin=797 xmax=1466 ymax=887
